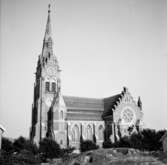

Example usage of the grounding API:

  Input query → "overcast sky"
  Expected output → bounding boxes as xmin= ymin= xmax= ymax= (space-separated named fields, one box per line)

xmin=0 ymin=0 xmax=167 ymax=138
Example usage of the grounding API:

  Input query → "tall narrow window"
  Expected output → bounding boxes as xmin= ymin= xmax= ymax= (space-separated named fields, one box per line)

xmin=60 ymin=111 xmax=63 ymax=119
xmin=51 ymin=82 xmax=56 ymax=92
xmin=45 ymin=82 xmax=50 ymax=92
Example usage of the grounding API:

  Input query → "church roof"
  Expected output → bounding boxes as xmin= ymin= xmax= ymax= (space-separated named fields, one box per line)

xmin=62 ymin=87 xmax=139 ymax=121
xmin=63 ymin=96 xmax=104 ymax=111
xmin=102 ymin=94 xmax=122 ymax=118
xmin=63 ymin=94 xmax=122 ymax=121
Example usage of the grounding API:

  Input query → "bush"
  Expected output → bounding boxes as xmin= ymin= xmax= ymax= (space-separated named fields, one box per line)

xmin=103 ymin=140 xmax=114 ymax=148
xmin=80 ymin=140 xmax=98 ymax=152
xmin=39 ymin=138 xmax=62 ymax=160
xmin=12 ymin=150 xmax=41 ymax=164
xmin=2 ymin=137 xmax=14 ymax=153
xmin=114 ymin=136 xmax=131 ymax=148
xmin=62 ymin=147 xmax=75 ymax=156
xmin=13 ymin=136 xmax=38 ymax=154
xmin=103 ymin=129 xmax=166 ymax=152
xmin=0 ymin=150 xmax=41 ymax=165
xmin=140 ymin=129 xmax=165 ymax=151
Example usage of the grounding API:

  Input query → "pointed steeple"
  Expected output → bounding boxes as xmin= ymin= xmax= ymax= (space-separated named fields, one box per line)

xmin=44 ymin=4 xmax=52 ymax=41
xmin=42 ymin=4 xmax=53 ymax=56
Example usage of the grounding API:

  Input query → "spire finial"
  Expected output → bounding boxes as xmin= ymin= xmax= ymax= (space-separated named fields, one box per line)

xmin=48 ymin=4 xmax=51 ymax=13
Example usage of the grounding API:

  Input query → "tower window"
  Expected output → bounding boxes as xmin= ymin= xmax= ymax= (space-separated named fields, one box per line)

xmin=45 ymin=82 xmax=50 ymax=92
xmin=60 ymin=110 xmax=63 ymax=119
xmin=51 ymin=82 xmax=56 ymax=92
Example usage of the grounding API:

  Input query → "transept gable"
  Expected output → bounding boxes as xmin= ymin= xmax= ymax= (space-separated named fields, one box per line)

xmin=102 ymin=87 xmax=142 ymax=121
xmin=112 ymin=87 xmax=143 ymax=125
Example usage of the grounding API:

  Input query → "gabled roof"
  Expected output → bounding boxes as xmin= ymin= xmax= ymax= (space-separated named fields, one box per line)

xmin=62 ymin=87 xmax=140 ymax=121
xmin=63 ymin=96 xmax=104 ymax=111
xmin=104 ymin=94 xmax=122 ymax=110
xmin=102 ymin=94 xmax=122 ymax=118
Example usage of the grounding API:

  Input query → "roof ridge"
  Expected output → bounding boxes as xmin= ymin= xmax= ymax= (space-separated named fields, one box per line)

xmin=63 ymin=95 xmax=103 ymax=100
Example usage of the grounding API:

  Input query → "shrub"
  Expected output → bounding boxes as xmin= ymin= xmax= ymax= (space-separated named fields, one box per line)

xmin=104 ymin=129 xmax=166 ymax=151
xmin=103 ymin=140 xmax=114 ymax=148
xmin=62 ymin=147 xmax=75 ymax=155
xmin=39 ymin=138 xmax=62 ymax=160
xmin=13 ymin=136 xmax=38 ymax=154
xmin=80 ymin=140 xmax=98 ymax=152
xmin=1 ymin=137 xmax=14 ymax=153
xmin=114 ymin=136 xmax=131 ymax=148
xmin=0 ymin=149 xmax=41 ymax=165
xmin=12 ymin=149 xmax=41 ymax=164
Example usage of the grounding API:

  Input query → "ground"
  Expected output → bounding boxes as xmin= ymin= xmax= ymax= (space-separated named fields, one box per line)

xmin=51 ymin=148 xmax=167 ymax=165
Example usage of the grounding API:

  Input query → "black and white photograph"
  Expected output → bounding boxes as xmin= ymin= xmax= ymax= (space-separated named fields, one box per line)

xmin=0 ymin=0 xmax=167 ymax=164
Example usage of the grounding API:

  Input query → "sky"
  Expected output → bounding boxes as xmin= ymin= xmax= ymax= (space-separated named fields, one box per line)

xmin=0 ymin=0 xmax=167 ymax=138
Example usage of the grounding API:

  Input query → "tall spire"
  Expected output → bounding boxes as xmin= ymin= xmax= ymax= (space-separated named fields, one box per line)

xmin=44 ymin=4 xmax=52 ymax=41
xmin=42 ymin=4 xmax=54 ymax=57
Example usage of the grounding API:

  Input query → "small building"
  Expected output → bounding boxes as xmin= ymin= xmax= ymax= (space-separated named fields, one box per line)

xmin=0 ymin=125 xmax=5 ymax=150
xmin=160 ymin=131 xmax=167 ymax=152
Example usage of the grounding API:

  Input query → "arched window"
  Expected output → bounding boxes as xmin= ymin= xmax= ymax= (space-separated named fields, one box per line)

xmin=98 ymin=125 xmax=104 ymax=140
xmin=60 ymin=111 xmax=63 ymax=120
xmin=45 ymin=82 xmax=50 ymax=92
xmin=45 ymin=58 xmax=48 ymax=63
xmin=51 ymin=82 xmax=56 ymax=92
xmin=72 ymin=125 xmax=79 ymax=142
xmin=86 ymin=125 xmax=92 ymax=140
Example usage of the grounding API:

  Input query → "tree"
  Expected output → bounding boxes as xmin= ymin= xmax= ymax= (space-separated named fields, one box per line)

xmin=108 ymin=129 xmax=166 ymax=151
xmin=1 ymin=137 xmax=14 ymax=153
xmin=103 ymin=140 xmax=113 ymax=148
xmin=39 ymin=138 xmax=62 ymax=160
xmin=114 ymin=136 xmax=131 ymax=148
xmin=129 ymin=132 xmax=143 ymax=150
xmin=80 ymin=140 xmax=98 ymax=152
xmin=13 ymin=136 xmax=38 ymax=154
xmin=141 ymin=129 xmax=166 ymax=151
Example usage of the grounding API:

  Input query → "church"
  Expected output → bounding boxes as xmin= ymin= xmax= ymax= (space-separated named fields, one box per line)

xmin=30 ymin=5 xmax=143 ymax=148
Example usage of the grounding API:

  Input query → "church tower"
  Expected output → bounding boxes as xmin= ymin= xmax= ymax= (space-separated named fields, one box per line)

xmin=30 ymin=5 xmax=67 ymax=146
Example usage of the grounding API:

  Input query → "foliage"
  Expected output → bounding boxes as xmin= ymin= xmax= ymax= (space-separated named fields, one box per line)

xmin=103 ymin=140 xmax=114 ymax=148
xmin=62 ymin=147 xmax=75 ymax=155
xmin=114 ymin=136 xmax=131 ymax=148
xmin=39 ymin=138 xmax=62 ymax=160
xmin=1 ymin=137 xmax=14 ymax=153
xmin=80 ymin=140 xmax=99 ymax=152
xmin=103 ymin=129 xmax=166 ymax=151
xmin=140 ymin=129 xmax=165 ymax=151
xmin=1 ymin=136 xmax=40 ymax=164
xmin=0 ymin=150 xmax=41 ymax=165
xmin=13 ymin=136 xmax=38 ymax=154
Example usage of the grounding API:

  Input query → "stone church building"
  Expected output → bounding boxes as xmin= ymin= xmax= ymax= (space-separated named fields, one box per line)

xmin=30 ymin=5 xmax=143 ymax=148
